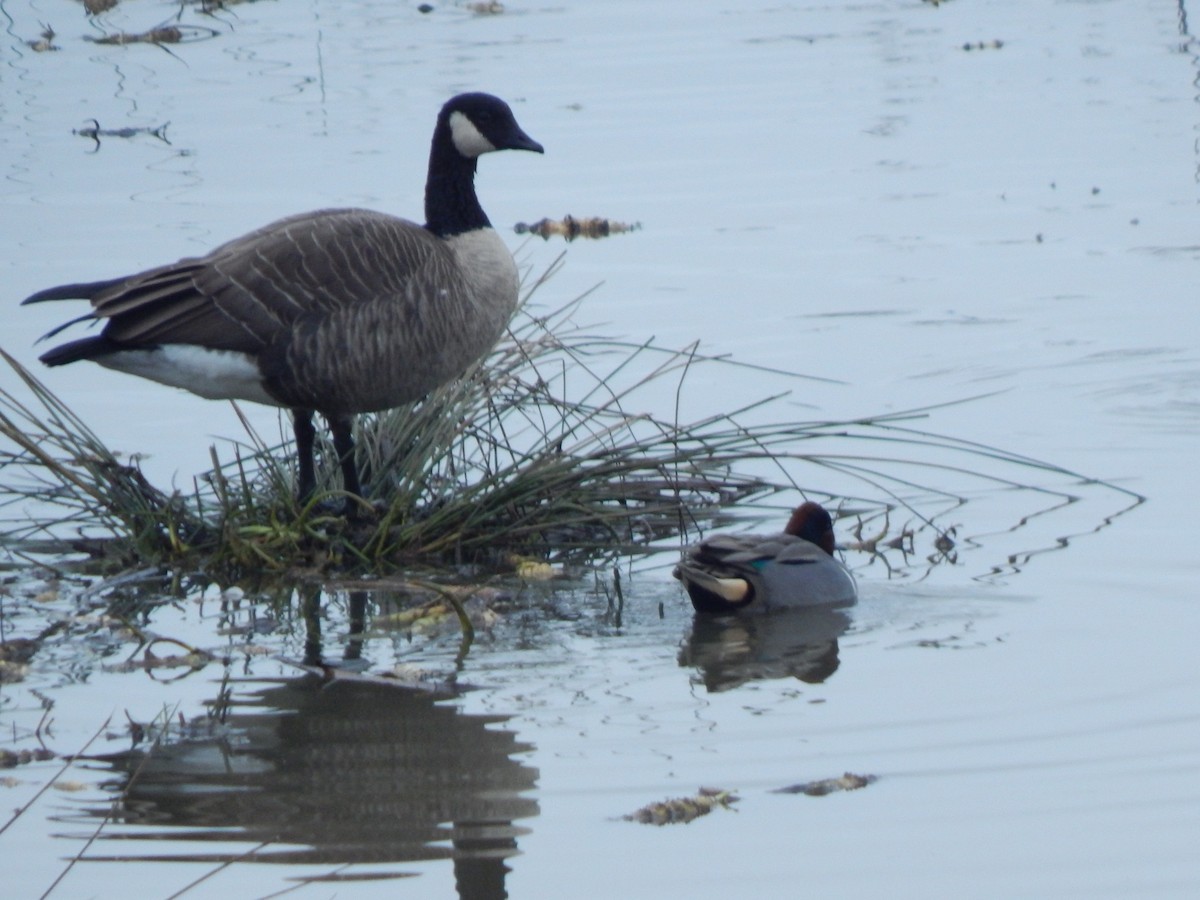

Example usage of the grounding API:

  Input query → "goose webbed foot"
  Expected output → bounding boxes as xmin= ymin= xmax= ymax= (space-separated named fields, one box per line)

xmin=306 ymin=492 xmax=382 ymax=523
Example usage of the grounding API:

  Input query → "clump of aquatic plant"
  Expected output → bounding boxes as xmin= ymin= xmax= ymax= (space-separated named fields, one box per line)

xmin=0 ymin=347 xmax=203 ymax=565
xmin=622 ymin=787 xmax=740 ymax=826
xmin=0 ymin=260 xmax=1140 ymax=578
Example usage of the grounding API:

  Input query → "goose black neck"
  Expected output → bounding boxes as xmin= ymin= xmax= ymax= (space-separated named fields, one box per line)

xmin=425 ymin=127 xmax=490 ymax=238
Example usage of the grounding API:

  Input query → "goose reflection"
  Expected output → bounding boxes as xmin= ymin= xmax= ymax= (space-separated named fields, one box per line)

xmin=679 ymin=605 xmax=852 ymax=692
xmin=75 ymin=589 xmax=538 ymax=899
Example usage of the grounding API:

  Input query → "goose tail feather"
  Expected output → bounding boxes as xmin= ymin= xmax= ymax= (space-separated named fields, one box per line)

xmin=38 ymin=336 xmax=121 ymax=367
xmin=23 ymin=277 xmax=129 ymax=305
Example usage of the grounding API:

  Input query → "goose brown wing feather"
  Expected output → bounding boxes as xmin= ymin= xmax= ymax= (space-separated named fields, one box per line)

xmin=85 ymin=209 xmax=447 ymax=354
xmin=199 ymin=210 xmax=447 ymax=318
xmin=92 ymin=267 xmax=200 ymax=318
xmin=261 ymin=242 xmax=485 ymax=414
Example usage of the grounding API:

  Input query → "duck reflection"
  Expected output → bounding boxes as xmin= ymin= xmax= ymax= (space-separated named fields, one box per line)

xmin=679 ymin=606 xmax=852 ymax=692
xmin=79 ymin=589 xmax=538 ymax=899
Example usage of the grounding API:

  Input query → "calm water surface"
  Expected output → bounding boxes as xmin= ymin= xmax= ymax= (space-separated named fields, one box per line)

xmin=2 ymin=0 xmax=1198 ymax=897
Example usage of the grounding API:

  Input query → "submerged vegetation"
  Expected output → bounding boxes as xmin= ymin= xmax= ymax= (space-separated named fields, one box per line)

xmin=0 ymin=261 xmax=1140 ymax=581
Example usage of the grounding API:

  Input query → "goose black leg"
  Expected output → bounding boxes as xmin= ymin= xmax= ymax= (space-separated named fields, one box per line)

xmin=328 ymin=414 xmax=362 ymax=498
xmin=293 ymin=408 xmax=318 ymax=503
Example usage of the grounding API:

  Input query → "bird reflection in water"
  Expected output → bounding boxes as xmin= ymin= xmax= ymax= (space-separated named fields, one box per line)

xmin=74 ymin=588 xmax=538 ymax=900
xmin=679 ymin=605 xmax=852 ymax=692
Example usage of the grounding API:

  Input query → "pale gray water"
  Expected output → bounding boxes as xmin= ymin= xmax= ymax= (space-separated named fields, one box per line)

xmin=2 ymin=0 xmax=1199 ymax=897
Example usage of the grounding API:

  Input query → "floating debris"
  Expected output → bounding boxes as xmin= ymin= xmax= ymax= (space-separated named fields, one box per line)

xmin=466 ymin=1 xmax=504 ymax=14
xmin=26 ymin=24 xmax=59 ymax=52
xmin=84 ymin=0 xmax=120 ymax=13
xmin=52 ymin=780 xmax=91 ymax=793
xmin=773 ymin=772 xmax=877 ymax=796
xmin=104 ymin=636 xmax=214 ymax=674
xmin=622 ymin=787 xmax=739 ymax=825
xmin=281 ymin=659 xmax=463 ymax=696
xmin=376 ymin=663 xmax=458 ymax=693
xmin=844 ymin=512 xmax=914 ymax=555
xmin=195 ymin=0 xmax=261 ymax=12
xmin=507 ymin=554 xmax=566 ymax=580
xmin=73 ymin=119 xmax=172 ymax=147
xmin=0 ymin=637 xmax=41 ymax=665
xmin=514 ymin=214 xmax=641 ymax=242
xmin=933 ymin=528 xmax=957 ymax=554
xmin=84 ymin=24 xmax=219 ymax=46
xmin=87 ymin=25 xmax=183 ymax=45
xmin=373 ymin=589 xmax=502 ymax=635
xmin=0 ymin=620 xmax=66 ymax=682
xmin=0 ymin=639 xmax=36 ymax=682
xmin=962 ymin=40 xmax=1004 ymax=51
xmin=103 ymin=648 xmax=212 ymax=674
xmin=0 ymin=747 xmax=57 ymax=769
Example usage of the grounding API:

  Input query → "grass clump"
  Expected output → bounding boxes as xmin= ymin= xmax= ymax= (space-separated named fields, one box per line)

xmin=0 ymin=261 xmax=1140 ymax=578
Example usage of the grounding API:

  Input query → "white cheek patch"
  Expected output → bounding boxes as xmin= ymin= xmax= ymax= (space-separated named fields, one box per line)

xmin=449 ymin=110 xmax=497 ymax=157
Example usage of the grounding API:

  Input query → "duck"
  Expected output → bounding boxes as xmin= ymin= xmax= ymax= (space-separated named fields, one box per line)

xmin=674 ymin=501 xmax=857 ymax=613
xmin=23 ymin=92 xmax=544 ymax=504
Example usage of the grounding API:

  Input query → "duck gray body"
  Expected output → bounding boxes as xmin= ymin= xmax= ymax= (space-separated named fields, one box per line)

xmin=675 ymin=502 xmax=858 ymax=613
xmin=24 ymin=92 xmax=543 ymax=501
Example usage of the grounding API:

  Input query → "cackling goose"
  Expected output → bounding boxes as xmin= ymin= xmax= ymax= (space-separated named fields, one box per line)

xmin=23 ymin=92 xmax=544 ymax=504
